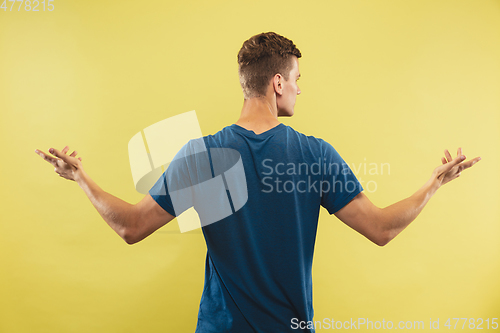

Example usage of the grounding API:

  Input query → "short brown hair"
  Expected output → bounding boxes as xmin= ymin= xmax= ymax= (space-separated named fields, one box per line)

xmin=238 ymin=32 xmax=302 ymax=99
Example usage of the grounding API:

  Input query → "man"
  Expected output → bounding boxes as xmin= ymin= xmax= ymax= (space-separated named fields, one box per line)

xmin=35 ymin=32 xmax=480 ymax=332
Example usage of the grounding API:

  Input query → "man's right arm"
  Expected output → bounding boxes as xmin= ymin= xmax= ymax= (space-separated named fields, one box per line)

xmin=76 ymin=169 xmax=175 ymax=245
xmin=36 ymin=146 xmax=175 ymax=245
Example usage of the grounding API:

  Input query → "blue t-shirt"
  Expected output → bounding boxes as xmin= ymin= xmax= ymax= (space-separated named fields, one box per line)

xmin=149 ymin=123 xmax=363 ymax=332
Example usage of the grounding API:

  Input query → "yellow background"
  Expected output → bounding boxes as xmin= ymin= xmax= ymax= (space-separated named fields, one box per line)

xmin=1 ymin=0 xmax=499 ymax=332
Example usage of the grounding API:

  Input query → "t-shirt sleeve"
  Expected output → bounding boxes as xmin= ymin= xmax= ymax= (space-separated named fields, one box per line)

xmin=148 ymin=171 xmax=177 ymax=217
xmin=148 ymin=138 xmax=212 ymax=218
xmin=320 ymin=140 xmax=363 ymax=214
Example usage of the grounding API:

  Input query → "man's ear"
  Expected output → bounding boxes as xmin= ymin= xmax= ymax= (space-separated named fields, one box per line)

xmin=273 ymin=74 xmax=283 ymax=96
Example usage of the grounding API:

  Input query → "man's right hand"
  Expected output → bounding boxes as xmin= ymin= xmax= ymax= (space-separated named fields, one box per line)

xmin=35 ymin=145 xmax=84 ymax=182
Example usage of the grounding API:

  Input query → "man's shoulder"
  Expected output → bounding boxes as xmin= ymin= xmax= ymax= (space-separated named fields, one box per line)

xmin=283 ymin=125 xmax=331 ymax=149
xmin=203 ymin=124 xmax=234 ymax=139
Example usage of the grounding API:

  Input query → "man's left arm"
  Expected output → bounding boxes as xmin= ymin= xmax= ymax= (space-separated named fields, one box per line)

xmin=334 ymin=148 xmax=481 ymax=246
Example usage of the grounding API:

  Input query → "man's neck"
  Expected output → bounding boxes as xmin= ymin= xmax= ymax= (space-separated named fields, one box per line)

xmin=235 ymin=97 xmax=281 ymax=135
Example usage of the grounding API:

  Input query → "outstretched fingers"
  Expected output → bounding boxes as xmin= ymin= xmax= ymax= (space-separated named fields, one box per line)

xmin=35 ymin=149 xmax=58 ymax=166
xmin=434 ymin=148 xmax=481 ymax=187
xmin=49 ymin=147 xmax=71 ymax=163
xmin=69 ymin=150 xmax=82 ymax=161
xmin=444 ymin=149 xmax=453 ymax=163
xmin=436 ymin=154 xmax=465 ymax=178
xmin=460 ymin=156 xmax=481 ymax=171
xmin=35 ymin=146 xmax=84 ymax=182
xmin=35 ymin=146 xmax=82 ymax=165
xmin=441 ymin=147 xmax=481 ymax=171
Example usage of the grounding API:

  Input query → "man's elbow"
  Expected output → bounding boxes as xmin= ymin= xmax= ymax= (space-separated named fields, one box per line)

xmin=373 ymin=230 xmax=393 ymax=247
xmin=374 ymin=236 xmax=390 ymax=247
xmin=120 ymin=210 xmax=143 ymax=245
xmin=123 ymin=235 xmax=137 ymax=245
xmin=121 ymin=227 xmax=140 ymax=245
